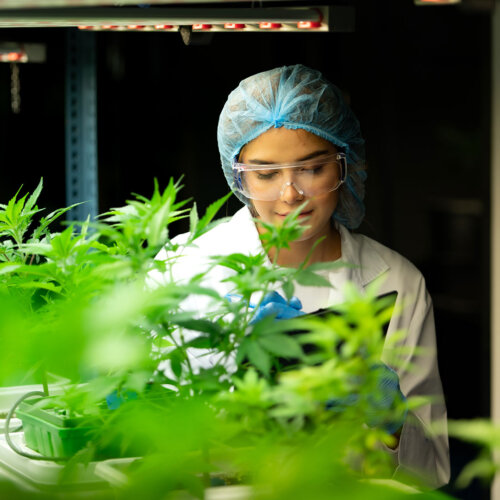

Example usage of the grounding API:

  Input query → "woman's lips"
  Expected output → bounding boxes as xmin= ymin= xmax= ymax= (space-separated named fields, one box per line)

xmin=276 ymin=210 xmax=313 ymax=218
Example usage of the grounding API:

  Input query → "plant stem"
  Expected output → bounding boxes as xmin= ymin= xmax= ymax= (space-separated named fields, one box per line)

xmin=168 ymin=328 xmax=195 ymax=381
xmin=179 ymin=330 xmax=195 ymax=378
xmin=41 ymin=366 xmax=49 ymax=396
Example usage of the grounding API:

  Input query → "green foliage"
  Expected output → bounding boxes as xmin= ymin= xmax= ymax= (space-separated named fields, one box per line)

xmin=256 ymin=203 xmax=308 ymax=263
xmin=446 ymin=419 xmax=500 ymax=488
xmin=96 ymin=177 xmax=191 ymax=267
xmin=0 ymin=179 xmax=450 ymax=499
xmin=0 ymin=179 xmax=80 ymax=266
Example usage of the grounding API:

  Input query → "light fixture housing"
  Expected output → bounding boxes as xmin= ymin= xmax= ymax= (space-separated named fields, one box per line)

xmin=0 ymin=43 xmax=46 ymax=63
xmin=0 ymin=6 xmax=355 ymax=33
xmin=414 ymin=0 xmax=461 ymax=4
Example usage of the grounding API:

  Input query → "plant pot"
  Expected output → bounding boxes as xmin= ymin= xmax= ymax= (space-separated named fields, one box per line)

xmin=15 ymin=400 xmax=100 ymax=459
xmin=14 ymin=386 xmax=173 ymax=460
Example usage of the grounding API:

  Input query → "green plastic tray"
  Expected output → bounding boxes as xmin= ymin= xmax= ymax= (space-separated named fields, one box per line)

xmin=16 ymin=388 xmax=173 ymax=460
xmin=16 ymin=400 xmax=99 ymax=459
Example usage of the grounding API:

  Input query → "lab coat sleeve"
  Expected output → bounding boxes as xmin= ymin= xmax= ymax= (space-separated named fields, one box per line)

xmin=386 ymin=276 xmax=450 ymax=488
xmin=150 ymin=237 xmax=239 ymax=376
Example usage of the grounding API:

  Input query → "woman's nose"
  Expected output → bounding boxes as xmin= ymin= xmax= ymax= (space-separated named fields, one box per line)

xmin=279 ymin=181 xmax=304 ymax=203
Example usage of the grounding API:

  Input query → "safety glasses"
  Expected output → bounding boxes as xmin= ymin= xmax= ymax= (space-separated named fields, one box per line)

xmin=232 ymin=152 xmax=347 ymax=201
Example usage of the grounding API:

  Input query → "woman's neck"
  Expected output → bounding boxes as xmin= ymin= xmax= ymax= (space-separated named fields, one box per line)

xmin=264 ymin=224 xmax=341 ymax=268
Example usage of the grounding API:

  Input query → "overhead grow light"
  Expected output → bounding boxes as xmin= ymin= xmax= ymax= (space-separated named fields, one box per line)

xmin=0 ymin=6 xmax=355 ymax=33
xmin=414 ymin=0 xmax=461 ymax=4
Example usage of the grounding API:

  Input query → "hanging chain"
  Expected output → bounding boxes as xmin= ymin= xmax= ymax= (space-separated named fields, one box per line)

xmin=10 ymin=62 xmax=21 ymax=114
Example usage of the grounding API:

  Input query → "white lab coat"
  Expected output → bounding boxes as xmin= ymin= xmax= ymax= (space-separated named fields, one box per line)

xmin=151 ymin=206 xmax=450 ymax=488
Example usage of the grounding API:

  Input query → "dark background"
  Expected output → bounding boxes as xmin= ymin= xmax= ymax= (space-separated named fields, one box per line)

xmin=0 ymin=1 xmax=492 ymax=498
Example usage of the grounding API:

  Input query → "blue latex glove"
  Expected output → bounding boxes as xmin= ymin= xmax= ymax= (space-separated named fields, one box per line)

xmin=327 ymin=364 xmax=408 ymax=435
xmin=251 ymin=291 xmax=304 ymax=323
xmin=365 ymin=364 xmax=408 ymax=434
xmin=106 ymin=389 xmax=138 ymax=410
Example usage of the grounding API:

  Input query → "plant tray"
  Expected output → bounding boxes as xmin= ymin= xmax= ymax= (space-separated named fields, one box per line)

xmin=0 ymin=433 xmax=111 ymax=490
xmin=0 ymin=374 xmax=70 ymax=414
xmin=16 ymin=400 xmax=99 ymax=459
xmin=94 ymin=459 xmax=253 ymax=499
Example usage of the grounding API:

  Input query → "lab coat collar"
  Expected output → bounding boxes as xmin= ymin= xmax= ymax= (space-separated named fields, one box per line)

xmin=235 ymin=206 xmax=390 ymax=288
xmin=337 ymin=224 xmax=390 ymax=288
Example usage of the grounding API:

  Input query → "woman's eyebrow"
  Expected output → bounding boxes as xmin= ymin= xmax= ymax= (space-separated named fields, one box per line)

xmin=246 ymin=149 xmax=332 ymax=165
xmin=297 ymin=150 xmax=332 ymax=162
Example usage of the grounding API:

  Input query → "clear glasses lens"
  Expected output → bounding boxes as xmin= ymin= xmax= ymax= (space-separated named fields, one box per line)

xmin=233 ymin=153 xmax=346 ymax=201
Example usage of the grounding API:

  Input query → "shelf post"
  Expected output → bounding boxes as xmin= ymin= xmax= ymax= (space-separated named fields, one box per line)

xmin=65 ymin=29 xmax=98 ymax=222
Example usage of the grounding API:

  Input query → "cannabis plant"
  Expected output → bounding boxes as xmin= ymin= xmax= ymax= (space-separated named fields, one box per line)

xmin=0 ymin=179 xmax=449 ymax=500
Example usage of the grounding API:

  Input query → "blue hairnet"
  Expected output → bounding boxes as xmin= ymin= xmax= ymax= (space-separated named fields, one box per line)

xmin=217 ymin=64 xmax=367 ymax=229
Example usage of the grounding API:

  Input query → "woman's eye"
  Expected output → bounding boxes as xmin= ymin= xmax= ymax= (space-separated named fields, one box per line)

xmin=257 ymin=171 xmax=278 ymax=180
xmin=300 ymin=165 xmax=324 ymax=174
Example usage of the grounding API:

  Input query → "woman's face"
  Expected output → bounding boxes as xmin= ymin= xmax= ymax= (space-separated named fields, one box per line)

xmin=239 ymin=127 xmax=340 ymax=243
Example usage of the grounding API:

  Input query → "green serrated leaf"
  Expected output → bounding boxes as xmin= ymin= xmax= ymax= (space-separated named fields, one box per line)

xmin=295 ymin=269 xmax=331 ymax=287
xmin=32 ymin=203 xmax=83 ymax=241
xmin=189 ymin=203 xmax=199 ymax=234
xmin=246 ymin=340 xmax=271 ymax=375
xmin=282 ymin=280 xmax=294 ymax=302
xmin=169 ymin=351 xmax=183 ymax=379
xmin=16 ymin=282 xmax=62 ymax=293
xmin=456 ymin=456 xmax=497 ymax=489
xmin=0 ymin=263 xmax=22 ymax=276
xmin=172 ymin=318 xmax=222 ymax=337
xmin=153 ymin=337 xmax=174 ymax=349
xmin=192 ymin=193 xmax=232 ymax=238
xmin=147 ymin=199 xmax=171 ymax=247
xmin=24 ymin=178 xmax=43 ymax=213
xmin=18 ymin=242 xmax=53 ymax=256
xmin=258 ymin=333 xmax=303 ymax=359
xmin=235 ymin=338 xmax=249 ymax=366
xmin=185 ymin=337 xmax=212 ymax=349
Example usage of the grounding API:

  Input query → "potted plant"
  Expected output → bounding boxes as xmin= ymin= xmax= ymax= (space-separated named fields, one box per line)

xmin=0 ymin=178 xmax=206 ymax=462
xmin=0 ymin=179 xmax=451 ymax=499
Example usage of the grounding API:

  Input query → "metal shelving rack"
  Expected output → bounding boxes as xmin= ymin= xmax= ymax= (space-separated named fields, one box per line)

xmin=65 ymin=29 xmax=98 ymax=222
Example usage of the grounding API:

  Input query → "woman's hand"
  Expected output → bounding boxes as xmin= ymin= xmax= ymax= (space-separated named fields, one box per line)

xmin=366 ymin=364 xmax=408 ymax=438
xmin=327 ymin=363 xmax=408 ymax=439
xmin=251 ymin=291 xmax=304 ymax=323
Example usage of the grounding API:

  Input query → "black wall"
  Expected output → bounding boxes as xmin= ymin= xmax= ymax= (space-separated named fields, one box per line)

xmin=0 ymin=1 xmax=491 ymax=498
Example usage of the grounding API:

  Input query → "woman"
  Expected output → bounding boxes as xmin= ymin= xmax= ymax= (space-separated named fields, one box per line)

xmin=154 ymin=64 xmax=450 ymax=487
